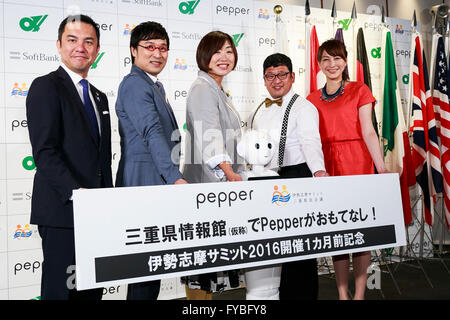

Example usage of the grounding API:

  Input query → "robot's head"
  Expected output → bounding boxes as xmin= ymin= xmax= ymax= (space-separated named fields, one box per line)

xmin=237 ymin=130 xmax=277 ymax=166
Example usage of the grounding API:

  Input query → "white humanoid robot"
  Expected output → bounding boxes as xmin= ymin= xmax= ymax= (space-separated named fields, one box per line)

xmin=237 ymin=130 xmax=282 ymax=300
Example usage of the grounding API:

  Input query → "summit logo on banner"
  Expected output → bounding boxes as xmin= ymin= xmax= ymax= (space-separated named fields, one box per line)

xmin=179 ymin=0 xmax=200 ymax=14
xmin=232 ymin=33 xmax=244 ymax=47
xmin=19 ymin=15 xmax=48 ymax=32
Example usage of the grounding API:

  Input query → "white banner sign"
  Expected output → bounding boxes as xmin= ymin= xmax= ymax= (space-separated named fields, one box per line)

xmin=73 ymin=173 xmax=406 ymax=290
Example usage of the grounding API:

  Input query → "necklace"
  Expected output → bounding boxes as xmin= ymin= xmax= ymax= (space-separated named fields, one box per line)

xmin=320 ymin=80 xmax=345 ymax=103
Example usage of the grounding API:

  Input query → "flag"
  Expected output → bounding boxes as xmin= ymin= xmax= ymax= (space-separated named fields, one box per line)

xmin=410 ymin=33 xmax=443 ymax=226
xmin=275 ymin=13 xmax=288 ymax=55
xmin=380 ymin=28 xmax=415 ymax=225
xmin=334 ymin=28 xmax=344 ymax=41
xmin=356 ymin=28 xmax=372 ymax=90
xmin=355 ymin=27 xmax=379 ymax=138
xmin=309 ymin=25 xmax=320 ymax=95
xmin=431 ymin=36 xmax=450 ymax=228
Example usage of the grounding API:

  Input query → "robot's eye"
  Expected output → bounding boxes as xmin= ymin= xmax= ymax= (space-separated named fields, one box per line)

xmin=268 ymin=143 xmax=272 ymax=149
xmin=255 ymin=143 xmax=260 ymax=149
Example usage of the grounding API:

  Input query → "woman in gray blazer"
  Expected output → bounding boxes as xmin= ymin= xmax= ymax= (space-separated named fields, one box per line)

xmin=182 ymin=31 xmax=245 ymax=299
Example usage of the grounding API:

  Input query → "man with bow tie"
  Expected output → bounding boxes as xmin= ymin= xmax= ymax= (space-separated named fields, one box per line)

xmin=115 ymin=21 xmax=187 ymax=300
xmin=248 ymin=53 xmax=327 ymax=300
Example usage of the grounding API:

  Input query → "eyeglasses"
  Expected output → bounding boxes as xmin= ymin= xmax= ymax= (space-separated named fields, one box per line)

xmin=264 ymin=72 xmax=290 ymax=81
xmin=138 ymin=43 xmax=169 ymax=53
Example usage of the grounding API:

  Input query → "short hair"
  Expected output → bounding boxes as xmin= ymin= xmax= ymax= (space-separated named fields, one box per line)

xmin=130 ymin=21 xmax=170 ymax=64
xmin=58 ymin=15 xmax=100 ymax=47
xmin=263 ymin=53 xmax=293 ymax=74
xmin=317 ymin=39 xmax=349 ymax=81
xmin=196 ymin=31 xmax=238 ymax=73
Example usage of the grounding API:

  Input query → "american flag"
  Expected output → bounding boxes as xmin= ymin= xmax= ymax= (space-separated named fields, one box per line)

xmin=410 ymin=34 xmax=443 ymax=226
xmin=432 ymin=36 xmax=450 ymax=228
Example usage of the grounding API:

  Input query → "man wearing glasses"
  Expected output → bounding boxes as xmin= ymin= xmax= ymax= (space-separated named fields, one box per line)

xmin=248 ymin=53 xmax=327 ymax=300
xmin=115 ymin=21 xmax=187 ymax=300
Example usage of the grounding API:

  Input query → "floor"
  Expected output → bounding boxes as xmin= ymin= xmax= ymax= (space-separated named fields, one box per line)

xmin=209 ymin=251 xmax=450 ymax=300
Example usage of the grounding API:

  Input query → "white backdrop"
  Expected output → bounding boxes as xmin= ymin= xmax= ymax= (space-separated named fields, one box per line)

xmin=0 ymin=0 xmax=415 ymax=300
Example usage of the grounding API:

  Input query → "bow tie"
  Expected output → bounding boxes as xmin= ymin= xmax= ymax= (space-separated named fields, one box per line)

xmin=265 ymin=97 xmax=283 ymax=107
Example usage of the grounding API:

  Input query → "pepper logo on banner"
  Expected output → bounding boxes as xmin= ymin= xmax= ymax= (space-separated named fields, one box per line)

xmin=19 ymin=15 xmax=48 ymax=32
xmin=13 ymin=224 xmax=32 ymax=240
xmin=232 ymin=33 xmax=244 ymax=47
xmin=272 ymin=185 xmax=290 ymax=206
xmin=179 ymin=0 xmax=200 ymax=15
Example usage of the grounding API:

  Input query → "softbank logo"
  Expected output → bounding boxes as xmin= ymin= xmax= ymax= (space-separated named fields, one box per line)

xmin=232 ymin=33 xmax=244 ymax=47
xmin=19 ymin=15 xmax=48 ymax=32
xmin=179 ymin=0 xmax=200 ymax=14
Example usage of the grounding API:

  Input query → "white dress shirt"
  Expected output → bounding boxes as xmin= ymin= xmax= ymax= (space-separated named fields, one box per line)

xmin=250 ymin=88 xmax=325 ymax=173
xmin=61 ymin=64 xmax=101 ymax=135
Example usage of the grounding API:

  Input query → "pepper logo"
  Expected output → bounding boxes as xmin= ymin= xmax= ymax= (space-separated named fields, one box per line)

xmin=179 ymin=0 xmax=200 ymax=15
xmin=232 ymin=33 xmax=244 ymax=47
xmin=272 ymin=185 xmax=290 ymax=206
xmin=338 ymin=19 xmax=352 ymax=31
xmin=19 ymin=15 xmax=48 ymax=32
xmin=91 ymin=52 xmax=105 ymax=69
xmin=14 ymin=224 xmax=32 ymax=239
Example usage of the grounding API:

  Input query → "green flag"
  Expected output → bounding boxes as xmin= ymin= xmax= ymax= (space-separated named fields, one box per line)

xmin=382 ymin=30 xmax=399 ymax=155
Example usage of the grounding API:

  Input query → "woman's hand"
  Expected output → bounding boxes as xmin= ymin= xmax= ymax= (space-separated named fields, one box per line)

xmin=226 ymin=172 xmax=242 ymax=181
xmin=218 ymin=161 xmax=242 ymax=182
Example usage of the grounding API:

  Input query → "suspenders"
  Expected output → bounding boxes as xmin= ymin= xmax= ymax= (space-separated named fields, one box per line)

xmin=250 ymin=94 xmax=299 ymax=167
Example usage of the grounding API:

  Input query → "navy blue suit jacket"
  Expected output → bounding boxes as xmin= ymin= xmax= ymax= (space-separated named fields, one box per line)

xmin=26 ymin=66 xmax=113 ymax=228
xmin=115 ymin=65 xmax=183 ymax=187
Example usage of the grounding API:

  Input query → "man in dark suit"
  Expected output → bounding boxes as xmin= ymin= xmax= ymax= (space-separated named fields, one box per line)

xmin=115 ymin=21 xmax=187 ymax=300
xmin=26 ymin=15 xmax=112 ymax=300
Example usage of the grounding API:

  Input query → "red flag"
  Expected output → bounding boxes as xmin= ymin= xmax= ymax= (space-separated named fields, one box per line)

xmin=309 ymin=26 xmax=320 ymax=94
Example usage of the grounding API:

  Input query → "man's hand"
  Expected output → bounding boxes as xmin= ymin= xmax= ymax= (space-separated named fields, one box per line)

xmin=174 ymin=178 xmax=188 ymax=184
xmin=313 ymin=170 xmax=329 ymax=177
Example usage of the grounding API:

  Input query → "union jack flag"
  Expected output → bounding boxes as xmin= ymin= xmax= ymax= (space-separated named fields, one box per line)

xmin=432 ymin=36 xmax=450 ymax=228
xmin=410 ymin=33 xmax=443 ymax=226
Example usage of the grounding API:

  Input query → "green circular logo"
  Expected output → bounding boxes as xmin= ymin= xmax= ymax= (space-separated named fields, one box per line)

xmin=402 ymin=74 xmax=409 ymax=84
xmin=22 ymin=156 xmax=36 ymax=171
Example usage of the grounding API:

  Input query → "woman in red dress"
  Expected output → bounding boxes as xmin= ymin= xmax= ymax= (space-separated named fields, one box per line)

xmin=307 ymin=39 xmax=388 ymax=300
